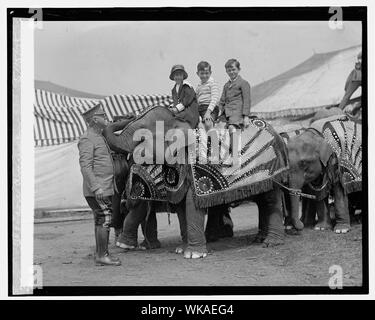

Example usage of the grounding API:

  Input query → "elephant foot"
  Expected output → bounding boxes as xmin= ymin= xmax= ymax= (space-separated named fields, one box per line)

xmin=334 ymin=223 xmax=350 ymax=234
xmin=285 ymin=228 xmax=301 ymax=236
xmin=290 ymin=218 xmax=304 ymax=231
xmin=350 ymin=213 xmax=362 ymax=225
xmin=221 ymin=225 xmax=234 ymax=238
xmin=116 ymin=241 xmax=136 ymax=250
xmin=116 ymin=241 xmax=145 ymax=251
xmin=206 ymin=227 xmax=234 ymax=243
xmin=139 ymin=240 xmax=161 ymax=250
xmin=314 ymin=222 xmax=332 ymax=231
xmin=262 ymin=237 xmax=284 ymax=248
xmin=284 ymin=221 xmax=301 ymax=236
xmin=175 ymin=247 xmax=184 ymax=254
xmin=251 ymin=232 xmax=267 ymax=244
xmin=175 ymin=243 xmax=187 ymax=254
xmin=183 ymin=250 xmax=208 ymax=259
xmin=205 ymin=233 xmax=219 ymax=243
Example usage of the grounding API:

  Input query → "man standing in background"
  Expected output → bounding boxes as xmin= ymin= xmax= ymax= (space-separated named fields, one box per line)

xmin=78 ymin=104 xmax=121 ymax=266
xmin=339 ymin=51 xmax=362 ymax=111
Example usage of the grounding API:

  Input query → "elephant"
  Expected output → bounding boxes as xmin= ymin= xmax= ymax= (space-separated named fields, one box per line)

xmin=103 ymin=106 xmax=290 ymax=259
xmin=286 ymin=129 xmax=350 ymax=233
xmin=106 ymin=115 xmax=162 ymax=248
xmin=282 ymin=116 xmax=362 ymax=234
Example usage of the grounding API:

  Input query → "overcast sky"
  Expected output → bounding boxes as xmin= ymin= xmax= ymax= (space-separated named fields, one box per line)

xmin=34 ymin=21 xmax=361 ymax=96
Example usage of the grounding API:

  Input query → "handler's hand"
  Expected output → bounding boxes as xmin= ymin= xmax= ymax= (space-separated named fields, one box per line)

xmin=203 ymin=110 xmax=213 ymax=124
xmin=243 ymin=115 xmax=250 ymax=128
xmin=95 ymin=188 xmax=104 ymax=201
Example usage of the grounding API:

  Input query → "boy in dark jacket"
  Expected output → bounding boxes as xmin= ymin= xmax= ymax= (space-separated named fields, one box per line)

xmin=218 ymin=58 xmax=251 ymax=130
xmin=218 ymin=59 xmax=251 ymax=157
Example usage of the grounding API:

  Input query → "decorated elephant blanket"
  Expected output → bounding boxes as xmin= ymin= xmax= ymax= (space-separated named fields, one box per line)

xmin=127 ymin=118 xmax=289 ymax=208
xmin=320 ymin=118 xmax=362 ymax=193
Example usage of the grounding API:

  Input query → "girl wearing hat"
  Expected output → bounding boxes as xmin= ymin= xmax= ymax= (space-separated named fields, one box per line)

xmin=169 ymin=64 xmax=199 ymax=129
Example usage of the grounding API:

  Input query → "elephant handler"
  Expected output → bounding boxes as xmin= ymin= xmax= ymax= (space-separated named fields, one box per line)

xmin=338 ymin=51 xmax=362 ymax=111
xmin=78 ymin=103 xmax=121 ymax=266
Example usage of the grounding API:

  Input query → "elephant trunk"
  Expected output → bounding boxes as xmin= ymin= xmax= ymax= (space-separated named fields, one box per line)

xmin=288 ymin=172 xmax=305 ymax=230
xmin=103 ymin=119 xmax=135 ymax=154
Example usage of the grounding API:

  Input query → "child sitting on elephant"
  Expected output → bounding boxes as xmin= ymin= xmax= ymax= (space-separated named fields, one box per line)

xmin=195 ymin=61 xmax=220 ymax=131
xmin=218 ymin=59 xmax=251 ymax=131
xmin=169 ymin=64 xmax=200 ymax=129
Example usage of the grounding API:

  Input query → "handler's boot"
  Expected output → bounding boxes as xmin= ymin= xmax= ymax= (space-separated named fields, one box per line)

xmin=95 ymin=226 xmax=121 ymax=266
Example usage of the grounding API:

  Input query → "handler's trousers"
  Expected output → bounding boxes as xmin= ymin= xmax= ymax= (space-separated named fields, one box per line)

xmin=85 ymin=196 xmax=113 ymax=227
xmin=85 ymin=196 xmax=119 ymax=263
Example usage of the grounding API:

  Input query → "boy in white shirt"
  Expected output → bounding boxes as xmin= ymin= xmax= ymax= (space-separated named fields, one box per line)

xmin=195 ymin=61 xmax=220 ymax=130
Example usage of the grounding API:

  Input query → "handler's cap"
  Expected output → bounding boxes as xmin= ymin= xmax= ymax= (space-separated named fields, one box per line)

xmin=357 ymin=51 xmax=362 ymax=59
xmin=169 ymin=64 xmax=188 ymax=80
xmin=81 ymin=103 xmax=106 ymax=121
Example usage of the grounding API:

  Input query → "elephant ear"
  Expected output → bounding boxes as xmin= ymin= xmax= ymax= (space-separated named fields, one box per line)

xmin=319 ymin=141 xmax=334 ymax=167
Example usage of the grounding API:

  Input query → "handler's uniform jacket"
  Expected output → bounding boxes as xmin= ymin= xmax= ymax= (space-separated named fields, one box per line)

xmin=171 ymin=82 xmax=200 ymax=129
xmin=78 ymin=127 xmax=115 ymax=227
xmin=218 ymin=75 xmax=251 ymax=126
xmin=78 ymin=128 xmax=115 ymax=197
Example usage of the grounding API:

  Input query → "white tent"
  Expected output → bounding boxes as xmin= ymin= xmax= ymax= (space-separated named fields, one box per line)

xmin=251 ymin=44 xmax=361 ymax=118
xmin=35 ymin=141 xmax=86 ymax=209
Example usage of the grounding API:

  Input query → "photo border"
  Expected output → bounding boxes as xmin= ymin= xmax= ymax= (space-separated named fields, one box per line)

xmin=7 ymin=6 xmax=368 ymax=296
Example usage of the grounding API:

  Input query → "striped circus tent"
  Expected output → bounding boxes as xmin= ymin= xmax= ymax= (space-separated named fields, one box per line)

xmin=34 ymin=88 xmax=173 ymax=147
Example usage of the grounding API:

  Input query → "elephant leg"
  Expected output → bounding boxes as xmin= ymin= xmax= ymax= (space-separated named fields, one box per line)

xmin=252 ymin=200 xmax=268 ymax=243
xmin=333 ymin=183 xmax=350 ymax=234
xmin=111 ymin=191 xmax=125 ymax=242
xmin=183 ymin=187 xmax=208 ymax=259
xmin=301 ymin=198 xmax=317 ymax=228
xmin=221 ymin=207 xmax=234 ymax=238
xmin=205 ymin=206 xmax=220 ymax=242
xmin=314 ymin=198 xmax=332 ymax=231
xmin=282 ymin=191 xmax=292 ymax=229
xmin=349 ymin=192 xmax=362 ymax=225
xmin=205 ymin=204 xmax=233 ymax=242
xmin=174 ymin=199 xmax=188 ymax=254
xmin=140 ymin=207 xmax=161 ymax=249
xmin=256 ymin=188 xmax=285 ymax=247
xmin=117 ymin=200 xmax=147 ymax=249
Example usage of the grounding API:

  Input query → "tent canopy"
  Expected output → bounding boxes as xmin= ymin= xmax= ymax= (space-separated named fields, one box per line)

xmin=251 ymin=44 xmax=361 ymax=118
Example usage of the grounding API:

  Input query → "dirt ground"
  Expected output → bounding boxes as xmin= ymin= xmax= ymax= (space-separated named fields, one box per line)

xmin=34 ymin=203 xmax=363 ymax=287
